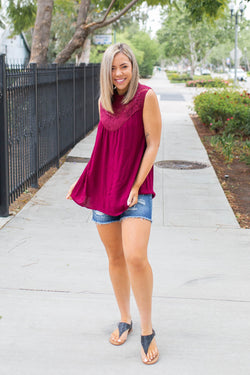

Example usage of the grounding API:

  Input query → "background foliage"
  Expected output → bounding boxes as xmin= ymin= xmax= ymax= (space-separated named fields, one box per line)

xmin=0 ymin=0 xmax=240 ymax=65
xmin=194 ymin=89 xmax=250 ymax=136
xmin=89 ymin=22 xmax=159 ymax=77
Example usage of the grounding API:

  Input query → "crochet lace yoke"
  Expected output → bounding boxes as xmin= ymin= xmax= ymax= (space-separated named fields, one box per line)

xmin=100 ymin=84 xmax=149 ymax=131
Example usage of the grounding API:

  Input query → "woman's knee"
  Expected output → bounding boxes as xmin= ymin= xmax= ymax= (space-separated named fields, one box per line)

xmin=107 ymin=247 xmax=126 ymax=267
xmin=125 ymin=250 xmax=148 ymax=271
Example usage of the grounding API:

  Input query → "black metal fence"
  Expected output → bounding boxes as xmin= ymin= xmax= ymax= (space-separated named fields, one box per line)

xmin=0 ymin=55 xmax=100 ymax=216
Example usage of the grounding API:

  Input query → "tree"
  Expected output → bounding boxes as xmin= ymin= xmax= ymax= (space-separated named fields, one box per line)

xmin=29 ymin=0 xmax=53 ymax=64
xmin=4 ymin=0 xmax=233 ymax=65
xmin=207 ymin=19 xmax=250 ymax=71
xmin=47 ymin=2 xmax=80 ymax=63
xmin=35 ymin=0 xmax=154 ymax=64
xmin=132 ymin=32 xmax=160 ymax=76
xmin=157 ymin=2 xmax=234 ymax=76
xmin=113 ymin=23 xmax=159 ymax=76
xmin=184 ymin=0 xmax=228 ymax=22
xmin=238 ymin=21 xmax=250 ymax=71
xmin=208 ymin=42 xmax=231 ymax=71
xmin=5 ymin=0 xmax=37 ymax=35
xmin=89 ymin=23 xmax=145 ymax=65
xmin=48 ymin=2 xmax=147 ymax=64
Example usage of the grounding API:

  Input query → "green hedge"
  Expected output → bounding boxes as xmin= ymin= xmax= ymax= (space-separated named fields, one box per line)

xmin=167 ymin=72 xmax=190 ymax=82
xmin=194 ymin=89 xmax=250 ymax=136
xmin=187 ymin=78 xmax=230 ymax=88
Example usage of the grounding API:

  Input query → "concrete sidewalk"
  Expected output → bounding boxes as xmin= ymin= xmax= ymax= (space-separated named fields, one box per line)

xmin=0 ymin=72 xmax=250 ymax=375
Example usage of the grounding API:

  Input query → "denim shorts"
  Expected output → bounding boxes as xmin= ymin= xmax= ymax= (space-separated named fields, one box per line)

xmin=92 ymin=194 xmax=152 ymax=224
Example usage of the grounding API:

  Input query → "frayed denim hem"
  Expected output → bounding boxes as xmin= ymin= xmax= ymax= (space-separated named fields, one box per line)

xmin=92 ymin=218 xmax=120 ymax=225
xmin=120 ymin=216 xmax=152 ymax=223
xmin=92 ymin=216 xmax=152 ymax=225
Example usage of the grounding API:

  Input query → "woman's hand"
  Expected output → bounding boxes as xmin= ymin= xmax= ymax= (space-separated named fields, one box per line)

xmin=66 ymin=181 xmax=77 ymax=200
xmin=127 ymin=185 xmax=139 ymax=207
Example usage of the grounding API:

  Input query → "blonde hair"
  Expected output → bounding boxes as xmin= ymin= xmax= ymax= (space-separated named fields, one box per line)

xmin=100 ymin=43 xmax=139 ymax=114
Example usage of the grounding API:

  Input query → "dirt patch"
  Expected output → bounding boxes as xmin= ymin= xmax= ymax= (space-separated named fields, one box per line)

xmin=9 ymin=153 xmax=69 ymax=216
xmin=191 ymin=114 xmax=250 ymax=229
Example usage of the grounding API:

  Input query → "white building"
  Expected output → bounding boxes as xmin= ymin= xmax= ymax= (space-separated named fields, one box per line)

xmin=0 ymin=26 xmax=30 ymax=65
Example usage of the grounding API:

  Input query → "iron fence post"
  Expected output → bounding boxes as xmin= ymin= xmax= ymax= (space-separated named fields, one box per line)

xmin=0 ymin=54 xmax=9 ymax=216
xmin=30 ymin=63 xmax=39 ymax=187
xmin=92 ymin=64 xmax=95 ymax=125
xmin=54 ymin=63 xmax=60 ymax=168
xmin=73 ymin=65 xmax=76 ymax=146
xmin=84 ymin=64 xmax=86 ymax=137
xmin=94 ymin=64 xmax=100 ymax=124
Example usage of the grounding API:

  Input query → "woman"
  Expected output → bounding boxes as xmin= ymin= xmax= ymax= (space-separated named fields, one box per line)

xmin=66 ymin=43 xmax=162 ymax=365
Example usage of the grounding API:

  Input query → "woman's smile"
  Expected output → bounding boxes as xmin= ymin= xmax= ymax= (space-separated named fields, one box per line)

xmin=115 ymin=78 xmax=126 ymax=83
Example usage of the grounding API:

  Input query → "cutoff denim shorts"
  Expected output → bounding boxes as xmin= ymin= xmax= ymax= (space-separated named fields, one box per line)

xmin=92 ymin=194 xmax=152 ymax=224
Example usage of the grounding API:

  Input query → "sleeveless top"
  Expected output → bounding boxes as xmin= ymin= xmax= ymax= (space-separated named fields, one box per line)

xmin=71 ymin=83 xmax=155 ymax=216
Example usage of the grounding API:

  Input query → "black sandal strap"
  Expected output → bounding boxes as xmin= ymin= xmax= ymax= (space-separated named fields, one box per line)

xmin=118 ymin=321 xmax=132 ymax=339
xmin=141 ymin=329 xmax=155 ymax=356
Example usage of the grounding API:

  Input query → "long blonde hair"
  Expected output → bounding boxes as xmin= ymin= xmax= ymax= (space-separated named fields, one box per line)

xmin=100 ymin=43 xmax=139 ymax=114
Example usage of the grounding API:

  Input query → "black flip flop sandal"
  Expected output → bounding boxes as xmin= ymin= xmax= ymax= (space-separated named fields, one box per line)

xmin=109 ymin=321 xmax=133 ymax=346
xmin=141 ymin=329 xmax=159 ymax=365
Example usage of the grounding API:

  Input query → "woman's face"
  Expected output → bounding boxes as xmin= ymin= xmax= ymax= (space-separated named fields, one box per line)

xmin=112 ymin=52 xmax=132 ymax=95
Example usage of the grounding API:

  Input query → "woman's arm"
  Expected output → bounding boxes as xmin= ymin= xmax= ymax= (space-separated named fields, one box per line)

xmin=127 ymin=89 xmax=162 ymax=207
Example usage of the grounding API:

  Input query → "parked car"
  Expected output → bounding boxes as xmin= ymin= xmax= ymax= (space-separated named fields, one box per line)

xmin=201 ymin=68 xmax=211 ymax=75
xmin=228 ymin=68 xmax=247 ymax=81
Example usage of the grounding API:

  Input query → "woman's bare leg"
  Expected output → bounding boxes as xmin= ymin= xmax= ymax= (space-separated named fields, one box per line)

xmin=96 ymin=222 xmax=131 ymax=343
xmin=121 ymin=218 xmax=159 ymax=363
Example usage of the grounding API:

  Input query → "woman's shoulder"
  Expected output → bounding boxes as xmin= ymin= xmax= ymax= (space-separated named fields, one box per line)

xmin=137 ymin=83 xmax=157 ymax=100
xmin=134 ymin=83 xmax=152 ymax=104
xmin=137 ymin=82 xmax=152 ymax=94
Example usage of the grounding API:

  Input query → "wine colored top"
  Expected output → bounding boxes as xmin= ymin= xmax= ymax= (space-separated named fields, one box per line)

xmin=71 ymin=83 xmax=155 ymax=216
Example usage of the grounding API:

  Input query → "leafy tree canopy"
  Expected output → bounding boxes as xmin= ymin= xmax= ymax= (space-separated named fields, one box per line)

xmin=3 ymin=0 xmax=246 ymax=65
xmin=184 ymin=0 xmax=227 ymax=22
xmin=2 ymin=0 xmax=237 ymax=37
xmin=116 ymin=23 xmax=160 ymax=76
xmin=90 ymin=22 xmax=159 ymax=77
xmin=157 ymin=1 xmax=240 ymax=75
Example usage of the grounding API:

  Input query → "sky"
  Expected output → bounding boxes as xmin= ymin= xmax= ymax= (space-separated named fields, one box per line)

xmin=243 ymin=2 xmax=250 ymax=18
xmin=140 ymin=4 xmax=163 ymax=38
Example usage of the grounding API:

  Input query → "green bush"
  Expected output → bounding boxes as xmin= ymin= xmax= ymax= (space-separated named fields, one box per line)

xmin=167 ymin=73 xmax=191 ymax=83
xmin=194 ymin=89 xmax=250 ymax=136
xmin=187 ymin=78 xmax=230 ymax=88
xmin=209 ymin=133 xmax=250 ymax=164
xmin=167 ymin=72 xmax=216 ymax=84
xmin=210 ymin=133 xmax=235 ymax=163
xmin=193 ymin=75 xmax=212 ymax=80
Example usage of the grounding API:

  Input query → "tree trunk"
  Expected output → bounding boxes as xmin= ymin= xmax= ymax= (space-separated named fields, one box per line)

xmin=76 ymin=38 xmax=91 ymax=65
xmin=188 ymin=31 xmax=197 ymax=79
xmin=29 ymin=0 xmax=54 ymax=65
xmin=222 ymin=59 xmax=226 ymax=73
xmin=28 ymin=0 xmax=140 ymax=65
xmin=54 ymin=0 xmax=139 ymax=64
xmin=54 ymin=28 xmax=90 ymax=64
xmin=54 ymin=0 xmax=91 ymax=64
